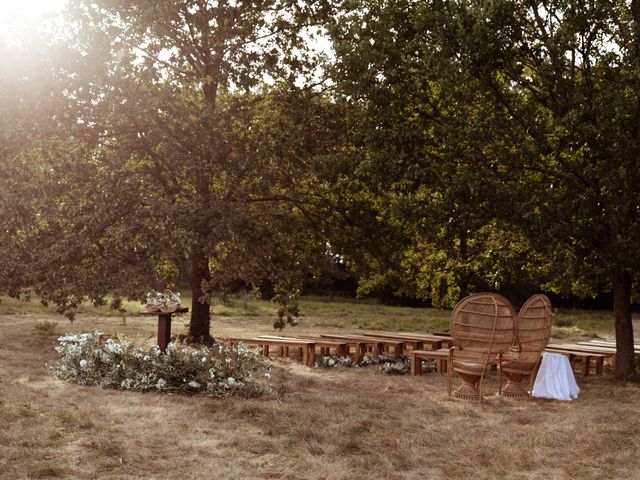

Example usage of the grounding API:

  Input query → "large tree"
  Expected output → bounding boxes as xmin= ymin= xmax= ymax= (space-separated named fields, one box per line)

xmin=0 ymin=0 xmax=343 ymax=339
xmin=436 ymin=0 xmax=640 ymax=378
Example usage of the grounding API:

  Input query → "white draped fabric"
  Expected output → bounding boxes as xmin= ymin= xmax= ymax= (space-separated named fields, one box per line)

xmin=532 ymin=352 xmax=580 ymax=401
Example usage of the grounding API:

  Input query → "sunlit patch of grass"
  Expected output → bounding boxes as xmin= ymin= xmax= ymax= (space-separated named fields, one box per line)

xmin=297 ymin=296 xmax=451 ymax=332
xmin=552 ymin=309 xmax=614 ymax=338
xmin=210 ymin=296 xmax=277 ymax=317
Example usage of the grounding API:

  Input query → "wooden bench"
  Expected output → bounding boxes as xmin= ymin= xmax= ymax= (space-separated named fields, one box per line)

xmin=544 ymin=348 xmax=605 ymax=376
xmin=258 ymin=335 xmax=350 ymax=358
xmin=409 ymin=348 xmax=450 ymax=376
xmin=229 ymin=337 xmax=316 ymax=367
xmin=577 ymin=340 xmax=640 ymax=352
xmin=547 ymin=343 xmax=616 ymax=368
xmin=363 ymin=332 xmax=446 ymax=351
xmin=319 ymin=334 xmax=406 ymax=361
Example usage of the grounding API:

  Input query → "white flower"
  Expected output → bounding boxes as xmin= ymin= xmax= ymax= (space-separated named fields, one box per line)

xmin=188 ymin=380 xmax=201 ymax=388
xmin=79 ymin=359 xmax=88 ymax=368
xmin=264 ymin=372 xmax=271 ymax=379
xmin=327 ymin=358 xmax=335 ymax=367
xmin=156 ymin=378 xmax=167 ymax=389
xmin=201 ymin=357 xmax=207 ymax=363
xmin=227 ymin=377 xmax=236 ymax=385
xmin=143 ymin=355 xmax=150 ymax=361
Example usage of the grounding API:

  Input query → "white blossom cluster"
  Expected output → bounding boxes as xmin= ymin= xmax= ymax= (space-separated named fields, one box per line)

xmin=313 ymin=353 xmax=431 ymax=375
xmin=51 ymin=333 xmax=271 ymax=397
xmin=145 ymin=290 xmax=181 ymax=310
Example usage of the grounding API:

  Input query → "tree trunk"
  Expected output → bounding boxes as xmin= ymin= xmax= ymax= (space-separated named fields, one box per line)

xmin=612 ymin=270 xmax=635 ymax=379
xmin=188 ymin=245 xmax=213 ymax=344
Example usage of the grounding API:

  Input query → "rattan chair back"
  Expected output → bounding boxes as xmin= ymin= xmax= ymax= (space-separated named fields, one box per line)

xmin=448 ymin=293 xmax=516 ymax=401
xmin=514 ymin=294 xmax=552 ymax=362
xmin=450 ymin=292 xmax=516 ymax=355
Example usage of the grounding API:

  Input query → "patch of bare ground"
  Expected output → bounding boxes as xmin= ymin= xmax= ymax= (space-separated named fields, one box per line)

xmin=1 ymin=313 xmax=640 ymax=479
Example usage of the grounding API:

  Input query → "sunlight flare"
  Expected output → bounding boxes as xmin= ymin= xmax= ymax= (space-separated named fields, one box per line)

xmin=0 ymin=0 xmax=66 ymax=38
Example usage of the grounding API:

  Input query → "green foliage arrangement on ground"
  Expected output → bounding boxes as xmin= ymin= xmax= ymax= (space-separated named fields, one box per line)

xmin=52 ymin=332 xmax=271 ymax=397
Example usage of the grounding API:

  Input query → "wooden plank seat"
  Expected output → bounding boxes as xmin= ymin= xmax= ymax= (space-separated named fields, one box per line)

xmin=363 ymin=332 xmax=447 ymax=350
xmin=431 ymin=331 xmax=451 ymax=337
xmin=547 ymin=343 xmax=617 ymax=358
xmin=544 ymin=348 xmax=605 ymax=376
xmin=577 ymin=341 xmax=640 ymax=352
xmin=409 ymin=348 xmax=450 ymax=376
xmin=229 ymin=337 xmax=316 ymax=367
xmin=258 ymin=335 xmax=350 ymax=358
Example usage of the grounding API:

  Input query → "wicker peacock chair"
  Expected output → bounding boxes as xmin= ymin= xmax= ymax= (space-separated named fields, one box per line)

xmin=499 ymin=294 xmax=552 ymax=398
xmin=448 ymin=293 xmax=516 ymax=402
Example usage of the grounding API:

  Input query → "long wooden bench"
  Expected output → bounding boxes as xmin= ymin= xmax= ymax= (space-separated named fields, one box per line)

xmin=409 ymin=348 xmax=450 ymax=376
xmin=363 ymin=332 xmax=448 ymax=351
xmin=319 ymin=334 xmax=406 ymax=361
xmin=544 ymin=348 xmax=605 ymax=376
xmin=258 ymin=335 xmax=350 ymax=358
xmin=547 ymin=343 xmax=616 ymax=366
xmin=229 ymin=337 xmax=316 ymax=366
xmin=577 ymin=340 xmax=640 ymax=352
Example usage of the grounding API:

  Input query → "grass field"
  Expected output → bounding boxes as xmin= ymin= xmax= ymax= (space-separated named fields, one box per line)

xmin=1 ymin=295 xmax=639 ymax=479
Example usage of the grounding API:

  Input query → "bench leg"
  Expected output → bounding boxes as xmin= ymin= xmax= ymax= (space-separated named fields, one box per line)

xmin=308 ymin=345 xmax=315 ymax=367
xmin=582 ymin=356 xmax=590 ymax=376
xmin=262 ymin=345 xmax=269 ymax=358
xmin=595 ymin=357 xmax=604 ymax=376
xmin=411 ymin=355 xmax=421 ymax=376
xmin=354 ymin=343 xmax=363 ymax=364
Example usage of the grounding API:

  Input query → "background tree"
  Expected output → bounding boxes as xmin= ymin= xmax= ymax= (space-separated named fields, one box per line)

xmin=327 ymin=0 xmax=547 ymax=307
xmin=329 ymin=0 xmax=639 ymax=377
xmin=433 ymin=0 xmax=640 ymax=378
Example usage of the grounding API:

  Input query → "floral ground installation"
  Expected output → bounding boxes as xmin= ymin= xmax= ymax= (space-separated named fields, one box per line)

xmin=51 ymin=332 xmax=271 ymax=397
xmin=316 ymin=354 xmax=436 ymax=375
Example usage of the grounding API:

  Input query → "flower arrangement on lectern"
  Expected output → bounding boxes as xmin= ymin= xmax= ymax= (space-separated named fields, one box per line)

xmin=145 ymin=289 xmax=181 ymax=312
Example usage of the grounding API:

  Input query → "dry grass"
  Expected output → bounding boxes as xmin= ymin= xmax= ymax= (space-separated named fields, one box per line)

xmin=1 ymin=307 xmax=640 ymax=479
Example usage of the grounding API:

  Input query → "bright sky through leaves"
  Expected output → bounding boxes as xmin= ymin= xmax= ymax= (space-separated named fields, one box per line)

xmin=0 ymin=0 xmax=66 ymax=38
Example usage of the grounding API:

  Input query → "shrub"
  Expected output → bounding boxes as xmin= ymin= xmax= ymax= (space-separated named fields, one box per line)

xmin=34 ymin=320 xmax=59 ymax=334
xmin=51 ymin=332 xmax=271 ymax=397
